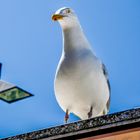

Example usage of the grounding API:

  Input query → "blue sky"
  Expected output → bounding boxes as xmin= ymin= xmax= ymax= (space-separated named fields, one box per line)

xmin=0 ymin=0 xmax=140 ymax=138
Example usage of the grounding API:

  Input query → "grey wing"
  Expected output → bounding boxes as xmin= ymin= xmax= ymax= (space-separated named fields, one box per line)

xmin=102 ymin=63 xmax=111 ymax=112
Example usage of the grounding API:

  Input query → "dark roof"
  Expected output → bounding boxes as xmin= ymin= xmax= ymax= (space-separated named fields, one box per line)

xmin=2 ymin=108 xmax=140 ymax=140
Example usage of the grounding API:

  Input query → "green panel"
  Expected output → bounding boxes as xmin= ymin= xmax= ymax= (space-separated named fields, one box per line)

xmin=0 ymin=87 xmax=31 ymax=103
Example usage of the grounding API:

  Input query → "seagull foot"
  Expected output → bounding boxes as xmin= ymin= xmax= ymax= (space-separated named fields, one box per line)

xmin=88 ymin=106 xmax=93 ymax=119
xmin=64 ymin=109 xmax=69 ymax=123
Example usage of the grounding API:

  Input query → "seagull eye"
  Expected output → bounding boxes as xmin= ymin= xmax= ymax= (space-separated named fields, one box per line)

xmin=67 ymin=9 xmax=71 ymax=13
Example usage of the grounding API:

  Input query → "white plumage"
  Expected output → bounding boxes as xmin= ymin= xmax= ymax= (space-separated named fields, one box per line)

xmin=52 ymin=7 xmax=110 ymax=120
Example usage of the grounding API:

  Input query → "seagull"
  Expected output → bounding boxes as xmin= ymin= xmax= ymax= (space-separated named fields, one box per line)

xmin=52 ymin=7 xmax=111 ymax=123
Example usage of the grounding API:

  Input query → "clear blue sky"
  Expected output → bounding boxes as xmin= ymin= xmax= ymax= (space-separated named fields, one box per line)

xmin=0 ymin=0 xmax=140 ymax=138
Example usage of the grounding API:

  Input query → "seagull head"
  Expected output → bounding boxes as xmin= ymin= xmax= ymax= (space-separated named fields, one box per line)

xmin=52 ymin=7 xmax=79 ymax=29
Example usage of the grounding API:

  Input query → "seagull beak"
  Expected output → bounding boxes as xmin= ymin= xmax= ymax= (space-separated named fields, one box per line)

xmin=52 ymin=14 xmax=63 ymax=21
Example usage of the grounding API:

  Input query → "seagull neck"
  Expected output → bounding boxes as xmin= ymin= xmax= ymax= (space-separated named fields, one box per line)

xmin=62 ymin=25 xmax=91 ymax=54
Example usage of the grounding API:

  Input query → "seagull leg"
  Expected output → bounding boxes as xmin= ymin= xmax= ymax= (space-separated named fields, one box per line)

xmin=87 ymin=106 xmax=93 ymax=119
xmin=64 ymin=109 xmax=69 ymax=123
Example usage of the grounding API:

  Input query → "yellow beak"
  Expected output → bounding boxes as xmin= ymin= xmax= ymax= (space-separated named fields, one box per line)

xmin=52 ymin=14 xmax=63 ymax=21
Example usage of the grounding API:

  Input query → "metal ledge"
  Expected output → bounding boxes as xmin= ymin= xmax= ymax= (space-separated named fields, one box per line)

xmin=2 ymin=108 xmax=140 ymax=140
